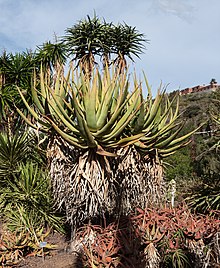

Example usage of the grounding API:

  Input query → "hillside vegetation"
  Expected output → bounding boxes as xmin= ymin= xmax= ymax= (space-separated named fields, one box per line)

xmin=166 ymin=89 xmax=220 ymax=212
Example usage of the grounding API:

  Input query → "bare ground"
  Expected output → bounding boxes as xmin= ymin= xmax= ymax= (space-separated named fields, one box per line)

xmin=0 ymin=218 xmax=83 ymax=268
xmin=16 ymin=232 xmax=83 ymax=268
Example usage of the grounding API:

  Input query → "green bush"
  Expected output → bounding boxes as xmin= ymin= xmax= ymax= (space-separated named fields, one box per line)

xmin=0 ymin=162 xmax=64 ymax=234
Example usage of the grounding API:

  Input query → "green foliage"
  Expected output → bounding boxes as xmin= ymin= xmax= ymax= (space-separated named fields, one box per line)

xmin=15 ymin=63 xmax=197 ymax=226
xmin=62 ymin=15 xmax=147 ymax=72
xmin=165 ymin=89 xmax=220 ymax=213
xmin=194 ymin=135 xmax=220 ymax=177
xmin=165 ymin=147 xmax=193 ymax=181
xmin=0 ymin=50 xmax=35 ymax=88
xmin=186 ymin=174 xmax=220 ymax=213
xmin=183 ymin=104 xmax=201 ymax=118
xmin=0 ymin=162 xmax=63 ymax=233
xmin=35 ymin=40 xmax=67 ymax=72
xmin=0 ymin=132 xmax=33 ymax=179
xmin=0 ymin=13 xmax=220 ymax=266
xmin=0 ymin=131 xmax=45 ymax=181
xmin=17 ymin=65 xmax=194 ymax=157
xmin=0 ymin=131 xmax=64 ymax=236
xmin=112 ymin=23 xmax=146 ymax=60
xmin=64 ymin=15 xmax=108 ymax=60
xmin=0 ymin=50 xmax=37 ymax=132
xmin=163 ymin=249 xmax=191 ymax=268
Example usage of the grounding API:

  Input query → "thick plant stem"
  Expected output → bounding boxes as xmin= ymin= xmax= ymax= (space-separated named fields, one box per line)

xmin=47 ymin=138 xmax=166 ymax=233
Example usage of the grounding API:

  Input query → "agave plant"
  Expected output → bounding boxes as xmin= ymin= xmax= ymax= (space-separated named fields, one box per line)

xmin=16 ymin=64 xmax=195 ymax=230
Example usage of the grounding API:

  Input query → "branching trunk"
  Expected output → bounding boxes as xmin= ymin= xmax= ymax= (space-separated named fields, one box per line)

xmin=114 ymin=146 xmax=165 ymax=215
xmin=47 ymin=136 xmax=117 ymax=229
xmin=47 ymin=138 xmax=165 ymax=230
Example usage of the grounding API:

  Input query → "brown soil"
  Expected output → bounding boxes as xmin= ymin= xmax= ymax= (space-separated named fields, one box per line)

xmin=0 ymin=220 xmax=83 ymax=268
xmin=18 ymin=232 xmax=83 ymax=268
xmin=18 ymin=252 xmax=80 ymax=268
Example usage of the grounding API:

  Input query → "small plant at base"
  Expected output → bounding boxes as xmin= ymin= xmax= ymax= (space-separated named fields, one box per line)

xmin=0 ymin=227 xmax=56 ymax=266
xmin=163 ymin=248 xmax=191 ymax=268
xmin=75 ymin=224 xmax=121 ymax=268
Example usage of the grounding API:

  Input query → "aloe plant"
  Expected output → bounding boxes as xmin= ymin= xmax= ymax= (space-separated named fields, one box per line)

xmin=112 ymin=23 xmax=146 ymax=73
xmin=16 ymin=64 xmax=195 ymax=228
xmin=17 ymin=65 xmax=144 ymax=225
xmin=0 ymin=226 xmax=57 ymax=266
xmin=72 ymin=207 xmax=219 ymax=267
xmin=62 ymin=15 xmax=147 ymax=75
xmin=114 ymin=83 xmax=198 ymax=214
xmin=63 ymin=15 xmax=109 ymax=76
xmin=35 ymin=40 xmax=67 ymax=74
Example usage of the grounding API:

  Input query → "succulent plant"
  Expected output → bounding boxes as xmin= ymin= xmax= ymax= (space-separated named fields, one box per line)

xmin=16 ymin=64 xmax=196 ymax=226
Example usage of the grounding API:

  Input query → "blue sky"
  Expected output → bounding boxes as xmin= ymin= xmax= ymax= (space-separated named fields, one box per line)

xmin=0 ymin=0 xmax=219 ymax=94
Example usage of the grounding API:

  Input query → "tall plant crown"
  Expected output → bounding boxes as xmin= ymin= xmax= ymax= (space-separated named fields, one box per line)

xmin=62 ymin=15 xmax=147 ymax=74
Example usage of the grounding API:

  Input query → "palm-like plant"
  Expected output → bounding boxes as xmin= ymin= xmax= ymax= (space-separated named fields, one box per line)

xmin=112 ymin=23 xmax=147 ymax=73
xmin=63 ymin=15 xmax=107 ymax=75
xmin=0 ymin=51 xmax=35 ymax=88
xmin=17 ymin=64 xmax=195 ymax=229
xmin=35 ymin=40 xmax=67 ymax=75
xmin=0 ymin=51 xmax=36 ymax=133
xmin=0 ymin=50 xmax=8 ymax=87
xmin=62 ymin=15 xmax=147 ymax=75
xmin=0 ymin=52 xmax=16 ymax=129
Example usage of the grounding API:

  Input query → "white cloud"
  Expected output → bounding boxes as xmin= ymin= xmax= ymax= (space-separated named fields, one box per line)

xmin=150 ymin=0 xmax=195 ymax=22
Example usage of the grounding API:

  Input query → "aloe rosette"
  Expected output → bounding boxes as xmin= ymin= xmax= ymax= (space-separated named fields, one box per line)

xmin=17 ymin=67 xmax=144 ymax=151
xmin=16 ymin=65 xmax=195 ymax=225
